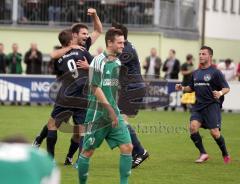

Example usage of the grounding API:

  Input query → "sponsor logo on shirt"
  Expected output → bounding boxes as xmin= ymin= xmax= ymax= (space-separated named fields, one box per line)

xmin=103 ymin=79 xmax=119 ymax=86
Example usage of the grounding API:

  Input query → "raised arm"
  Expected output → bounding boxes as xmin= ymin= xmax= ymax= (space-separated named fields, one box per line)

xmin=87 ymin=8 xmax=103 ymax=45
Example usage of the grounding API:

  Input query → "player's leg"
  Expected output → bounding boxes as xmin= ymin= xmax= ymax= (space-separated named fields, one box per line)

xmin=107 ymin=119 xmax=133 ymax=184
xmin=207 ymin=104 xmax=230 ymax=163
xmin=190 ymin=112 xmax=208 ymax=163
xmin=119 ymin=143 xmax=133 ymax=184
xmin=65 ymin=110 xmax=86 ymax=165
xmin=65 ymin=125 xmax=84 ymax=165
xmin=32 ymin=123 xmax=48 ymax=148
xmin=78 ymin=149 xmax=94 ymax=184
xmin=46 ymin=117 xmax=58 ymax=158
xmin=78 ymin=119 xmax=107 ymax=184
xmin=122 ymin=113 xmax=149 ymax=168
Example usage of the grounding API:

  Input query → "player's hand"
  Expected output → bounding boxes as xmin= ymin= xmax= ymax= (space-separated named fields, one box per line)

xmin=175 ymin=84 xmax=183 ymax=91
xmin=108 ymin=107 xmax=118 ymax=128
xmin=212 ymin=90 xmax=222 ymax=99
xmin=76 ymin=57 xmax=89 ymax=70
xmin=70 ymin=44 xmax=85 ymax=51
xmin=87 ymin=8 xmax=97 ymax=17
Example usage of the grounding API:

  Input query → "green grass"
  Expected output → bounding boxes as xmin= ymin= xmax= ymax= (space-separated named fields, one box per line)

xmin=0 ymin=106 xmax=240 ymax=184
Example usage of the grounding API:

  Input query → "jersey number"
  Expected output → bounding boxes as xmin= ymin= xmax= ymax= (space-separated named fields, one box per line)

xmin=67 ymin=59 xmax=78 ymax=78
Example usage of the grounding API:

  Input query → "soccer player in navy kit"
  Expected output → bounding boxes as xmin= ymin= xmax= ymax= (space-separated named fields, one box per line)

xmin=112 ymin=23 xmax=149 ymax=168
xmin=176 ymin=46 xmax=231 ymax=163
xmin=33 ymin=8 xmax=102 ymax=165
xmin=46 ymin=29 xmax=93 ymax=159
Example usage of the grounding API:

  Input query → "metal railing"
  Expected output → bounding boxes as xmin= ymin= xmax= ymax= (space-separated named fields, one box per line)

xmin=0 ymin=0 xmax=199 ymax=31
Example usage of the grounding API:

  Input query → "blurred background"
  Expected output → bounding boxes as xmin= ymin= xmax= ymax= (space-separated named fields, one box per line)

xmin=0 ymin=0 xmax=240 ymax=110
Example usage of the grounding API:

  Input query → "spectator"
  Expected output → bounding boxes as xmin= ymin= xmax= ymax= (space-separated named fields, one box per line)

xmin=236 ymin=62 xmax=240 ymax=81
xmin=180 ymin=54 xmax=195 ymax=111
xmin=18 ymin=0 xmax=28 ymax=23
xmin=143 ymin=47 xmax=161 ymax=79
xmin=0 ymin=43 xmax=6 ymax=73
xmin=217 ymin=58 xmax=236 ymax=81
xmin=0 ymin=136 xmax=60 ymax=184
xmin=47 ymin=45 xmax=61 ymax=75
xmin=94 ymin=46 xmax=103 ymax=56
xmin=6 ymin=43 xmax=23 ymax=74
xmin=24 ymin=43 xmax=43 ymax=74
xmin=48 ymin=0 xmax=62 ymax=25
xmin=162 ymin=49 xmax=180 ymax=79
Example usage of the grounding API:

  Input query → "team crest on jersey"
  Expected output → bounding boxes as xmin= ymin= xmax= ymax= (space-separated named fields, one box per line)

xmin=204 ymin=74 xmax=211 ymax=81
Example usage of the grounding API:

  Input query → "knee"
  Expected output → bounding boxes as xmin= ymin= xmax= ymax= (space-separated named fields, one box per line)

xmin=210 ymin=129 xmax=220 ymax=139
xmin=47 ymin=118 xmax=57 ymax=130
xmin=72 ymin=134 xmax=81 ymax=142
xmin=82 ymin=149 xmax=94 ymax=158
xmin=120 ymin=143 xmax=133 ymax=154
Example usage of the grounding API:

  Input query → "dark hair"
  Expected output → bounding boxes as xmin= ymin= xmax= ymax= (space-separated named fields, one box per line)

xmin=105 ymin=28 xmax=124 ymax=47
xmin=71 ymin=23 xmax=88 ymax=34
xmin=112 ymin=22 xmax=128 ymax=40
xmin=58 ymin=29 xmax=72 ymax=47
xmin=225 ymin=58 xmax=232 ymax=64
xmin=170 ymin=49 xmax=176 ymax=55
xmin=186 ymin=54 xmax=193 ymax=61
xmin=200 ymin=46 xmax=213 ymax=56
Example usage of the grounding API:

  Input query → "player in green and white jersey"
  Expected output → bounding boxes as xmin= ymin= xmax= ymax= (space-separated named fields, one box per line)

xmin=78 ymin=29 xmax=133 ymax=184
xmin=0 ymin=136 xmax=60 ymax=184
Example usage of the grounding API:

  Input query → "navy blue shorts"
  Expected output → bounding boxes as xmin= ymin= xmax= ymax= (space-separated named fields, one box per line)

xmin=190 ymin=103 xmax=222 ymax=129
xmin=118 ymin=84 xmax=146 ymax=116
xmin=51 ymin=105 xmax=86 ymax=125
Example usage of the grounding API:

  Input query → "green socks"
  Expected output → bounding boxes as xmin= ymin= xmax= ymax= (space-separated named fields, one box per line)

xmin=78 ymin=154 xmax=90 ymax=184
xmin=120 ymin=154 xmax=132 ymax=184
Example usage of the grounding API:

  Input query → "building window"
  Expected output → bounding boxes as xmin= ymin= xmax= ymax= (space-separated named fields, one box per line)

xmin=213 ymin=0 xmax=219 ymax=11
xmin=231 ymin=0 xmax=236 ymax=14
xmin=222 ymin=0 xmax=227 ymax=13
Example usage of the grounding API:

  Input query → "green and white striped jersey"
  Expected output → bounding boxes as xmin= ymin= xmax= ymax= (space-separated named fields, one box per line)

xmin=85 ymin=52 xmax=121 ymax=123
xmin=0 ymin=143 xmax=60 ymax=184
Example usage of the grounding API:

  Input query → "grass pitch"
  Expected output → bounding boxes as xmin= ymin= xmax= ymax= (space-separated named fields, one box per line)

xmin=0 ymin=106 xmax=239 ymax=184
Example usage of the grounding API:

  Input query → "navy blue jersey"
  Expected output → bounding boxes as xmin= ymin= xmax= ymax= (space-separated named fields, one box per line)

xmin=118 ymin=40 xmax=144 ymax=89
xmin=56 ymin=48 xmax=93 ymax=97
xmin=84 ymin=37 xmax=92 ymax=51
xmin=189 ymin=66 xmax=229 ymax=110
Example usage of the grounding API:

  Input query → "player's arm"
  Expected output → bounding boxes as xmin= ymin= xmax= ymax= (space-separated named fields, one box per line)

xmin=50 ymin=45 xmax=84 ymax=59
xmin=92 ymin=86 xmax=118 ymax=128
xmin=212 ymin=70 xmax=230 ymax=99
xmin=175 ymin=84 xmax=193 ymax=93
xmin=87 ymin=8 xmax=103 ymax=45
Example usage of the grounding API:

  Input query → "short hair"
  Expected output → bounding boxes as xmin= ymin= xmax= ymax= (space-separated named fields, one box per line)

xmin=105 ymin=28 xmax=124 ymax=47
xmin=0 ymin=43 xmax=3 ymax=46
xmin=58 ymin=29 xmax=72 ymax=47
xmin=200 ymin=46 xmax=213 ymax=56
xmin=170 ymin=49 xmax=176 ymax=55
xmin=186 ymin=54 xmax=193 ymax=61
xmin=71 ymin=23 xmax=88 ymax=34
xmin=225 ymin=58 xmax=232 ymax=64
xmin=112 ymin=22 xmax=128 ymax=40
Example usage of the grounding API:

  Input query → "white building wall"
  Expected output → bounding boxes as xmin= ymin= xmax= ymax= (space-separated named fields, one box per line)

xmin=204 ymin=0 xmax=240 ymax=40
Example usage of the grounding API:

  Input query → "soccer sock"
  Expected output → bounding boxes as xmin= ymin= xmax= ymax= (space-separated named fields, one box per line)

xmin=120 ymin=154 xmax=132 ymax=184
xmin=36 ymin=124 xmax=48 ymax=144
xmin=190 ymin=132 xmax=207 ymax=154
xmin=214 ymin=135 xmax=228 ymax=156
xmin=46 ymin=130 xmax=57 ymax=158
xmin=127 ymin=124 xmax=144 ymax=156
xmin=66 ymin=138 xmax=79 ymax=158
xmin=78 ymin=154 xmax=90 ymax=184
